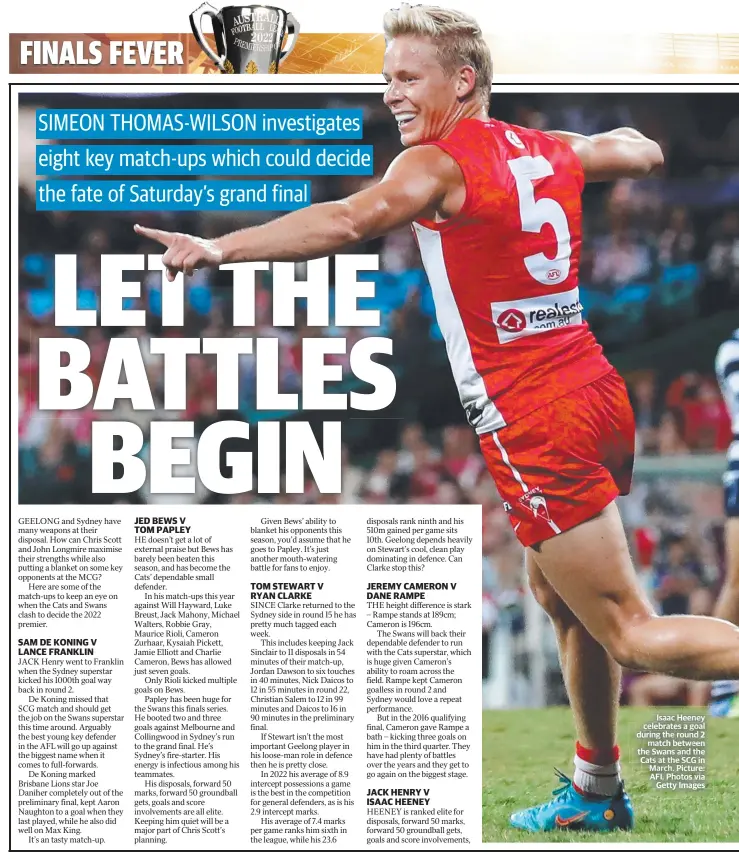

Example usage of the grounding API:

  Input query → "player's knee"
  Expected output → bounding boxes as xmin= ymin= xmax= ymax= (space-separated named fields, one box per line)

xmin=606 ymin=638 xmax=642 ymax=671
xmin=602 ymin=614 xmax=654 ymax=670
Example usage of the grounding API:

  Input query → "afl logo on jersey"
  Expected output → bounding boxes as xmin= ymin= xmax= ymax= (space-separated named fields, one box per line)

xmin=547 ymin=269 xmax=562 ymax=280
xmin=505 ymin=129 xmax=525 ymax=149
xmin=497 ymin=308 xmax=527 ymax=332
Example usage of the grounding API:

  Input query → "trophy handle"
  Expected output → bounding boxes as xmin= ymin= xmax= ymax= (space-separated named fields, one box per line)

xmin=280 ymin=12 xmax=300 ymax=62
xmin=189 ymin=2 xmax=227 ymax=71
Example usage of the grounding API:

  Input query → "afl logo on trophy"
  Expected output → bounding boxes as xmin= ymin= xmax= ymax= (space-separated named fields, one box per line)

xmin=189 ymin=4 xmax=300 ymax=73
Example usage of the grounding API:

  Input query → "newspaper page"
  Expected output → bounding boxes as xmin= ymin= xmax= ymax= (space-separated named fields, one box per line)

xmin=7 ymin=0 xmax=739 ymax=853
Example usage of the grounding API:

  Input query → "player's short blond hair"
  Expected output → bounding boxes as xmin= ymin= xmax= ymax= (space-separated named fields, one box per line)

xmin=383 ymin=4 xmax=492 ymax=101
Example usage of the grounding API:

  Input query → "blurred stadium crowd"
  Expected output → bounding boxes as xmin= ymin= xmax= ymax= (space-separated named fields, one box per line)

xmin=17 ymin=92 xmax=739 ymax=704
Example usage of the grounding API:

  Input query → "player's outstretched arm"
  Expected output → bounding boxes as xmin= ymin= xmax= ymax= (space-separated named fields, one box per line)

xmin=548 ymin=127 xmax=664 ymax=183
xmin=134 ymin=146 xmax=459 ymax=280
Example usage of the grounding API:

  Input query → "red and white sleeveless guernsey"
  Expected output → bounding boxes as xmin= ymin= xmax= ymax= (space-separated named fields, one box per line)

xmin=411 ymin=118 xmax=613 ymax=434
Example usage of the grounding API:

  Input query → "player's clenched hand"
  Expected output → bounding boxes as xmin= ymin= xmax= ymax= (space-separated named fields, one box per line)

xmin=134 ymin=224 xmax=223 ymax=281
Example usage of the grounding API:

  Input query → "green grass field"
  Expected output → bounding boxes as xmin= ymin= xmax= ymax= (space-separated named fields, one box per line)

xmin=482 ymin=707 xmax=739 ymax=843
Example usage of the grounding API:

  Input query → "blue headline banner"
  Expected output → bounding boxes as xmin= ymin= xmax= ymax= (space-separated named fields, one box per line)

xmin=36 ymin=179 xmax=311 ymax=211
xmin=36 ymin=109 xmax=364 ymax=140
xmin=36 ymin=144 xmax=374 ymax=176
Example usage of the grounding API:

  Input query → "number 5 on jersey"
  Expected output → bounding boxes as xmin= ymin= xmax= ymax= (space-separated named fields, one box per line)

xmin=508 ymin=155 xmax=572 ymax=286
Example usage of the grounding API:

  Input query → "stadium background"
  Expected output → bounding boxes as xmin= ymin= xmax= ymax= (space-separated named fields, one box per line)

xmin=17 ymin=91 xmax=739 ymax=713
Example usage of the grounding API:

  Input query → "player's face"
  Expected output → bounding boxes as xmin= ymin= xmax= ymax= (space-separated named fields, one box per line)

xmin=383 ymin=36 xmax=463 ymax=146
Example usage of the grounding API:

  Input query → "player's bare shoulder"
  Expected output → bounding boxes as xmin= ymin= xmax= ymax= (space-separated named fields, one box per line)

xmin=383 ymin=143 xmax=464 ymax=186
xmin=382 ymin=144 xmax=466 ymax=220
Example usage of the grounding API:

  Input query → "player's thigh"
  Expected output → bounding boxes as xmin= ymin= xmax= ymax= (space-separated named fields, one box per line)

xmin=534 ymin=501 xmax=654 ymax=650
xmin=525 ymin=548 xmax=575 ymax=623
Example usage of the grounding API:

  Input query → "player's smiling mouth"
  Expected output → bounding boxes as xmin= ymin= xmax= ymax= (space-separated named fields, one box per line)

xmin=395 ymin=112 xmax=417 ymax=128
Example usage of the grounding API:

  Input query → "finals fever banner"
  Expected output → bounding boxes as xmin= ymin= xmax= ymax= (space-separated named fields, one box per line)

xmin=9 ymin=31 xmax=739 ymax=75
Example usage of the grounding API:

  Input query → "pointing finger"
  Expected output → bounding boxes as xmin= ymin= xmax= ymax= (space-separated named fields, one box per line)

xmin=134 ymin=224 xmax=176 ymax=247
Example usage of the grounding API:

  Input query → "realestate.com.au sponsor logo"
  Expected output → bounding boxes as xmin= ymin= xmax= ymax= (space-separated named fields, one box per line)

xmin=492 ymin=287 xmax=584 ymax=344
